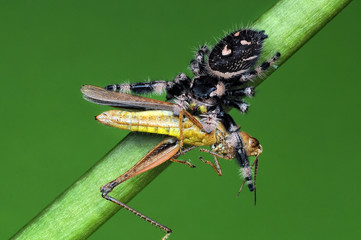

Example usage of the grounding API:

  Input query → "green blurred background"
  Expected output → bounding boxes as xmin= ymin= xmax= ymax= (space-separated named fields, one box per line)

xmin=1 ymin=0 xmax=360 ymax=239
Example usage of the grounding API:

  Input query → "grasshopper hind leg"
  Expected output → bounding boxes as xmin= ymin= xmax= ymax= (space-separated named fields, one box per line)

xmin=100 ymin=137 xmax=181 ymax=239
xmin=101 ymin=193 xmax=173 ymax=238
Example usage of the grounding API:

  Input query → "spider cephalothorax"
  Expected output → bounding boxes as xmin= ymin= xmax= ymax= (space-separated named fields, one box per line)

xmin=103 ymin=28 xmax=280 ymax=192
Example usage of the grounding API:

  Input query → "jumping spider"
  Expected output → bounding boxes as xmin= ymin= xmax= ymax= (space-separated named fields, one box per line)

xmin=104 ymin=28 xmax=280 ymax=193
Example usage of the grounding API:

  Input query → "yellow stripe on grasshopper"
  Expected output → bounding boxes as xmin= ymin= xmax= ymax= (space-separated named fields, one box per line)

xmin=96 ymin=110 xmax=217 ymax=146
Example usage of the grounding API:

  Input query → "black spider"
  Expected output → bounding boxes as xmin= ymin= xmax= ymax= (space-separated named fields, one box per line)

xmin=104 ymin=28 xmax=280 ymax=193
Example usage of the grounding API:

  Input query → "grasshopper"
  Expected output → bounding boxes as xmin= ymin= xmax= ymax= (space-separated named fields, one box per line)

xmin=96 ymin=109 xmax=262 ymax=240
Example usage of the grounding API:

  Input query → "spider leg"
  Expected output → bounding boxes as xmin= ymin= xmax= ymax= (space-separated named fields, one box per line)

xmin=104 ymin=73 xmax=192 ymax=100
xmin=223 ymin=98 xmax=249 ymax=114
xmin=225 ymin=87 xmax=255 ymax=98
xmin=165 ymin=73 xmax=191 ymax=100
xmin=105 ymin=80 xmax=170 ymax=95
xmin=235 ymin=143 xmax=254 ymax=191
xmin=220 ymin=112 xmax=254 ymax=191
xmin=237 ymin=155 xmax=258 ymax=196
xmin=239 ymin=52 xmax=281 ymax=83
xmin=206 ymin=80 xmax=255 ymax=100
xmin=237 ymin=155 xmax=259 ymax=205
xmin=190 ymin=46 xmax=210 ymax=76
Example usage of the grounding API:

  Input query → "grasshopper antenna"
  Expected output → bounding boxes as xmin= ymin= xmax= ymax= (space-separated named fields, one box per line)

xmin=253 ymin=155 xmax=259 ymax=205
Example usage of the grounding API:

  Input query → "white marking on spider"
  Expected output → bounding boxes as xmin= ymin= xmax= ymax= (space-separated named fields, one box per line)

xmin=241 ymin=167 xmax=252 ymax=179
xmin=208 ymin=67 xmax=249 ymax=79
xmin=174 ymin=73 xmax=187 ymax=84
xmin=227 ymin=132 xmax=240 ymax=147
xmin=173 ymin=94 xmax=189 ymax=115
xmin=210 ymin=82 xmax=226 ymax=97
xmin=153 ymin=83 xmax=166 ymax=94
xmin=234 ymin=31 xmax=240 ymax=37
xmin=244 ymin=87 xmax=254 ymax=97
xmin=229 ymin=124 xmax=239 ymax=132
xmin=243 ymin=55 xmax=257 ymax=61
xmin=221 ymin=45 xmax=232 ymax=56
xmin=239 ymin=103 xmax=249 ymax=113
xmin=120 ymin=84 xmax=131 ymax=93
xmin=256 ymin=66 xmax=263 ymax=74
xmin=240 ymin=40 xmax=252 ymax=45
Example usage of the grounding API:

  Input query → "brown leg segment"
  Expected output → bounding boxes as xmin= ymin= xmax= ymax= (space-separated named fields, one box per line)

xmin=177 ymin=109 xmax=206 ymax=153
xmin=178 ymin=109 xmax=214 ymax=154
xmin=170 ymin=145 xmax=198 ymax=168
xmin=199 ymin=156 xmax=223 ymax=176
xmin=178 ymin=110 xmax=184 ymax=153
xmin=170 ymin=158 xmax=196 ymax=168
xmin=179 ymin=109 xmax=208 ymax=132
xmin=198 ymin=148 xmax=230 ymax=176
xmin=199 ymin=148 xmax=233 ymax=160
xmin=100 ymin=137 xmax=181 ymax=239
xmin=102 ymin=194 xmax=172 ymax=239
xmin=198 ymin=147 xmax=237 ymax=176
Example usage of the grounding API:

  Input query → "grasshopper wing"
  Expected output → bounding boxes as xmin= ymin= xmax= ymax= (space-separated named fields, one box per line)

xmin=81 ymin=85 xmax=176 ymax=111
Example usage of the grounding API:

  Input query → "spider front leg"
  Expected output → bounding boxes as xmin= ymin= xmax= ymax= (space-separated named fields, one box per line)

xmin=104 ymin=73 xmax=192 ymax=100
xmin=165 ymin=73 xmax=192 ymax=100
xmin=237 ymin=155 xmax=259 ymax=196
xmin=190 ymin=46 xmax=210 ymax=76
xmin=237 ymin=154 xmax=260 ymax=205
xmin=220 ymin=112 xmax=255 ymax=192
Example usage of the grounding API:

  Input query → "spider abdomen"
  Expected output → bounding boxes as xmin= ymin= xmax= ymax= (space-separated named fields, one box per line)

xmin=207 ymin=29 xmax=268 ymax=78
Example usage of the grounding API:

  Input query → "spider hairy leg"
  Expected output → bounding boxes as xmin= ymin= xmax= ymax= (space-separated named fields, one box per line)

xmin=220 ymin=112 xmax=255 ymax=191
xmin=104 ymin=73 xmax=192 ymax=101
xmin=190 ymin=46 xmax=210 ymax=76
xmin=240 ymin=52 xmax=281 ymax=82
xmin=223 ymin=99 xmax=250 ymax=113
xmin=105 ymin=81 xmax=169 ymax=95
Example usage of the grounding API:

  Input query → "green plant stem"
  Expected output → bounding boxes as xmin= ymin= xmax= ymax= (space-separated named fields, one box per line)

xmin=12 ymin=0 xmax=351 ymax=239
xmin=252 ymin=0 xmax=352 ymax=86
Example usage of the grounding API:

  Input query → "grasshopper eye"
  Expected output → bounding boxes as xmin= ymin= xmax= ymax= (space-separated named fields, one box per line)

xmin=249 ymin=137 xmax=260 ymax=148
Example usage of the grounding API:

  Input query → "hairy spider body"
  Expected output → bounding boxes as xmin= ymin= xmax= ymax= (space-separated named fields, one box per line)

xmin=103 ymin=28 xmax=280 ymax=192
